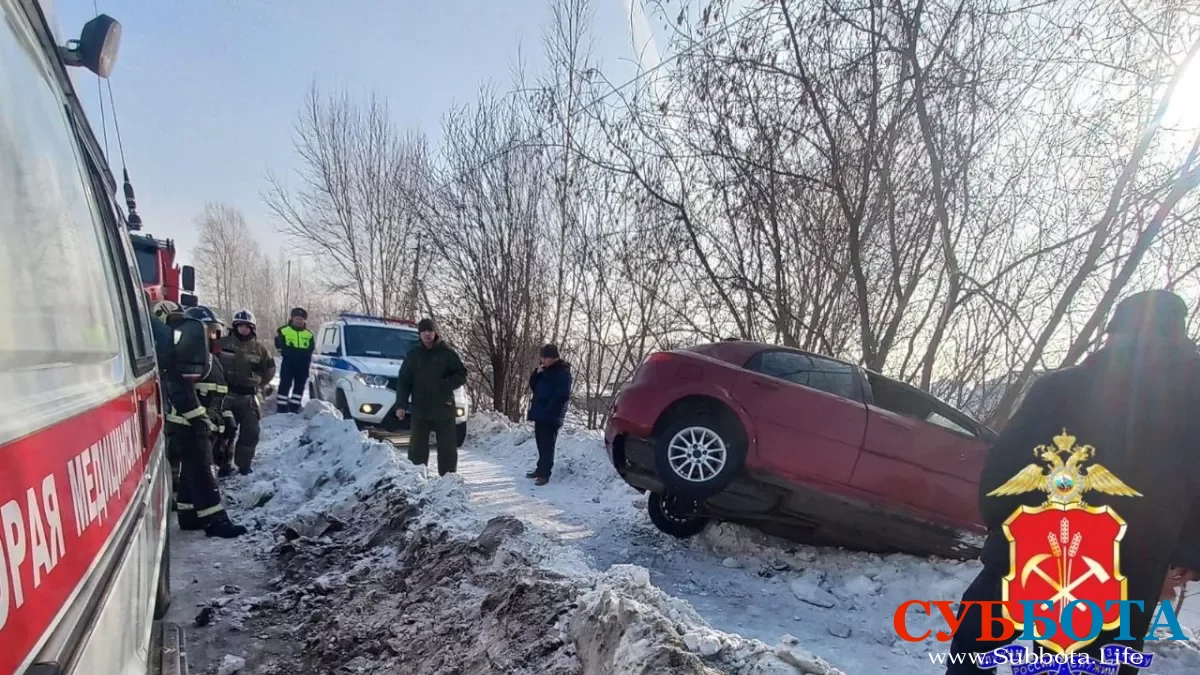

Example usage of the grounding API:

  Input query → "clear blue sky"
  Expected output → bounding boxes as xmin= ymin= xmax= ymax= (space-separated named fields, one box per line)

xmin=53 ymin=0 xmax=660 ymax=264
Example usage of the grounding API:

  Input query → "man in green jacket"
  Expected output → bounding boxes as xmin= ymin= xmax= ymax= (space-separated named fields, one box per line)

xmin=394 ymin=318 xmax=467 ymax=476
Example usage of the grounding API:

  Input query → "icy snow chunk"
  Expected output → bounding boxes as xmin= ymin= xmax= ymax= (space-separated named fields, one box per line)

xmin=683 ymin=631 xmax=724 ymax=656
xmin=217 ymin=654 xmax=246 ymax=675
xmin=789 ymin=570 xmax=837 ymax=608
xmin=840 ymin=573 xmax=881 ymax=597
xmin=827 ymin=623 xmax=852 ymax=639
xmin=721 ymin=556 xmax=742 ymax=569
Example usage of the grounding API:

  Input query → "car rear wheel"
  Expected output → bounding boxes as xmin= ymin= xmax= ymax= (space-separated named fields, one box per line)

xmin=455 ymin=422 xmax=467 ymax=447
xmin=654 ymin=410 xmax=746 ymax=498
xmin=647 ymin=492 xmax=709 ymax=538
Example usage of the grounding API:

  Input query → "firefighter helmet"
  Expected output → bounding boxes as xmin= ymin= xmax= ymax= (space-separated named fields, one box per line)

xmin=152 ymin=299 xmax=181 ymax=323
xmin=231 ymin=308 xmax=256 ymax=329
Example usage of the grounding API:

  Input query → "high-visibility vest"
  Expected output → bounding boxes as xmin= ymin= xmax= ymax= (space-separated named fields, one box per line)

xmin=279 ymin=326 xmax=314 ymax=349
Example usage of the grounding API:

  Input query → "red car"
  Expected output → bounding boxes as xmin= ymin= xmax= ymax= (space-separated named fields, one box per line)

xmin=604 ymin=341 xmax=996 ymax=559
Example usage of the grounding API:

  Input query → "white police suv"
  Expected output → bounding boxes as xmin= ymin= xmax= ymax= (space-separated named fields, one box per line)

xmin=309 ymin=313 xmax=470 ymax=445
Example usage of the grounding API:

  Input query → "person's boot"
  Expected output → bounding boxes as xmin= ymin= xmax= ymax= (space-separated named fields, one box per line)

xmin=239 ymin=466 xmax=254 ymax=476
xmin=217 ymin=464 xmax=235 ymax=478
xmin=534 ymin=475 xmax=549 ymax=486
xmin=204 ymin=512 xmax=248 ymax=539
xmin=177 ymin=508 xmax=202 ymax=531
xmin=525 ymin=470 xmax=539 ymax=479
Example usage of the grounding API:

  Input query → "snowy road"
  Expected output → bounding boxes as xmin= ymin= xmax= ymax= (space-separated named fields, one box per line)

xmin=169 ymin=409 xmax=1200 ymax=674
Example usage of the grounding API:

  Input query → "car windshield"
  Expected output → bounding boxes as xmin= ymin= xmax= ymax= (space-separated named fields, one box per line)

xmin=133 ymin=245 xmax=159 ymax=284
xmin=343 ymin=325 xmax=419 ymax=360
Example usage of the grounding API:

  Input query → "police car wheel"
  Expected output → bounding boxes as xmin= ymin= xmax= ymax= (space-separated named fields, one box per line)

xmin=336 ymin=391 xmax=354 ymax=421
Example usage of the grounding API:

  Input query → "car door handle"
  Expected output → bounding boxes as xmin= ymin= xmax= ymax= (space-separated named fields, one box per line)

xmin=750 ymin=380 xmax=779 ymax=390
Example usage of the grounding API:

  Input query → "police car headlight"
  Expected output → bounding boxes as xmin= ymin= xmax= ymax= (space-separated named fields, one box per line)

xmin=355 ymin=374 xmax=390 ymax=388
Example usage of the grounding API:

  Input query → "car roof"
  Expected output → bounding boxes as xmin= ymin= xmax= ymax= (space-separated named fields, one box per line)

xmin=686 ymin=340 xmax=859 ymax=369
xmin=325 ymin=318 xmax=418 ymax=330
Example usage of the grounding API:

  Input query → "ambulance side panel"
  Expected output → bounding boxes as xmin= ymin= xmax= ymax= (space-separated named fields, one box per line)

xmin=0 ymin=1 xmax=169 ymax=673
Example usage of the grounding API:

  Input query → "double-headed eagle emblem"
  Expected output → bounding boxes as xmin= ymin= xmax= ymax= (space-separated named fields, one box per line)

xmin=987 ymin=429 xmax=1142 ymax=505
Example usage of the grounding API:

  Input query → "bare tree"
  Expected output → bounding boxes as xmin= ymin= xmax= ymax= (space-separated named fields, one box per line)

xmin=265 ymin=85 xmax=427 ymax=316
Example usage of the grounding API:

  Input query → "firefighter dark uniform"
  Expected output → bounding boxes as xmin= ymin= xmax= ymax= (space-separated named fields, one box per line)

xmin=165 ymin=355 xmax=234 ymax=532
xmin=274 ymin=308 xmax=314 ymax=414
xmin=219 ymin=309 xmax=275 ymax=475
xmin=151 ymin=302 xmax=246 ymax=538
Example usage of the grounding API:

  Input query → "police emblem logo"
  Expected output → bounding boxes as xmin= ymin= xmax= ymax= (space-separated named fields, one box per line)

xmin=988 ymin=429 xmax=1142 ymax=654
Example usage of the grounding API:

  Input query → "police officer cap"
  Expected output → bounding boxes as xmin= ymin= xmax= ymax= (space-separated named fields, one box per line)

xmin=290 ymin=307 xmax=308 ymax=319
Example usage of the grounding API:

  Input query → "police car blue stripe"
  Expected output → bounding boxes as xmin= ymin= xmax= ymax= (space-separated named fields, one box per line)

xmin=312 ymin=355 xmax=361 ymax=373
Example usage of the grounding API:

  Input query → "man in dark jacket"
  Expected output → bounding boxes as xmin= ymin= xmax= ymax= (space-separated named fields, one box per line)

xmin=274 ymin=307 xmax=314 ymax=414
xmin=218 ymin=309 xmax=276 ymax=476
xmin=947 ymin=290 xmax=1200 ymax=674
xmin=526 ymin=344 xmax=572 ymax=486
xmin=394 ymin=318 xmax=468 ymax=476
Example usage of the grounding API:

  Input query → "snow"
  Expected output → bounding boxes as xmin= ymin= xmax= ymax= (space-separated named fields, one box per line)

xmin=186 ymin=405 xmax=1200 ymax=674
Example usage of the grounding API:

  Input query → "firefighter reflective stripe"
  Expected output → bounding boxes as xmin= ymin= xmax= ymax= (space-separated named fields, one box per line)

xmin=197 ymin=503 xmax=224 ymax=518
xmin=176 ymin=502 xmax=195 ymax=511
xmin=222 ymin=410 xmax=235 ymax=419
xmin=279 ymin=326 xmax=313 ymax=349
xmin=166 ymin=406 xmax=208 ymax=425
xmin=195 ymin=383 xmax=229 ymax=394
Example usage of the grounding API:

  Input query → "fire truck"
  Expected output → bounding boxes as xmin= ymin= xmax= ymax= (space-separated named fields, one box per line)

xmin=0 ymin=3 xmax=190 ymax=675
xmin=131 ymin=233 xmax=197 ymax=307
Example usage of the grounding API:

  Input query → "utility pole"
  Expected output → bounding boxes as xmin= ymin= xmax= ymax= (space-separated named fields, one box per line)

xmin=284 ymin=259 xmax=292 ymax=319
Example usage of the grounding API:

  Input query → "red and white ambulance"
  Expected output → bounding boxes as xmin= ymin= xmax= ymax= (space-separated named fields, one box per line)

xmin=0 ymin=2 xmax=177 ymax=674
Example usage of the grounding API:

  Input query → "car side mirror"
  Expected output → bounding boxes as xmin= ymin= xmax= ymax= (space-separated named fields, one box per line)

xmin=60 ymin=15 xmax=122 ymax=78
xmin=181 ymin=265 xmax=196 ymax=292
xmin=179 ymin=293 xmax=198 ymax=308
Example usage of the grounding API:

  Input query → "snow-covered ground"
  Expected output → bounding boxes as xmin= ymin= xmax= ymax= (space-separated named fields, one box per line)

xmin=173 ymin=407 xmax=1200 ymax=674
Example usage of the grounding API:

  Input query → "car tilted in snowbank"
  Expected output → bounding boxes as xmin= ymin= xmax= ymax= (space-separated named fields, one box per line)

xmin=605 ymin=341 xmax=996 ymax=559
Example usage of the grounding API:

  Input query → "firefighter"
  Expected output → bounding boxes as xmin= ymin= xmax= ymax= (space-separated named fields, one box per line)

xmin=152 ymin=301 xmax=247 ymax=538
xmin=185 ymin=306 xmax=231 ymax=467
xmin=274 ymin=307 xmax=314 ymax=414
xmin=219 ymin=309 xmax=275 ymax=475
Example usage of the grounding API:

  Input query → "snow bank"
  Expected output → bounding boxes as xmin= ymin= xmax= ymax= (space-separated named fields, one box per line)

xmin=215 ymin=407 xmax=843 ymax=674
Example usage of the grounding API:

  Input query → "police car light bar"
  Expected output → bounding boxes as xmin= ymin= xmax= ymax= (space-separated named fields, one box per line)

xmin=339 ymin=312 xmax=418 ymax=327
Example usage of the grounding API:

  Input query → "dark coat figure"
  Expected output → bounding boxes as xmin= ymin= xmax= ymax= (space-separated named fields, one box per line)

xmin=274 ymin=307 xmax=315 ymax=413
xmin=394 ymin=318 xmax=467 ymax=475
xmin=526 ymin=344 xmax=572 ymax=484
xmin=948 ymin=291 xmax=1200 ymax=674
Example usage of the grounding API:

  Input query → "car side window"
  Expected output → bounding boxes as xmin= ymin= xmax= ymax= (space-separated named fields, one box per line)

xmin=750 ymin=350 xmax=813 ymax=387
xmin=747 ymin=350 xmax=859 ymax=401
xmin=806 ymin=356 xmax=858 ymax=400
xmin=327 ymin=327 xmax=341 ymax=355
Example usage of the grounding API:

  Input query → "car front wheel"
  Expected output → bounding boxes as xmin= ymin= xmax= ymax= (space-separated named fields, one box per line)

xmin=647 ymin=492 xmax=709 ymax=538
